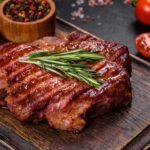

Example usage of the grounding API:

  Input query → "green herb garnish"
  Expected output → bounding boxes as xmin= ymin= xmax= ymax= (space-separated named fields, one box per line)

xmin=0 ymin=0 xmax=4 ymax=3
xmin=18 ymin=49 xmax=104 ymax=88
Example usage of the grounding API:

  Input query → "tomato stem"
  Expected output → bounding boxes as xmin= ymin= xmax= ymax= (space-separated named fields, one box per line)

xmin=132 ymin=0 xmax=138 ymax=7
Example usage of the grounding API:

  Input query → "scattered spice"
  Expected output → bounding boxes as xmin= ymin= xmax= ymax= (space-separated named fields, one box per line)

xmin=70 ymin=0 xmax=133 ymax=25
xmin=82 ymin=15 xmax=91 ymax=23
xmin=123 ymin=0 xmax=133 ymax=5
xmin=4 ymin=0 xmax=50 ymax=22
xmin=76 ymin=0 xmax=85 ymax=5
xmin=88 ymin=0 xmax=114 ymax=7
xmin=71 ymin=7 xmax=84 ymax=19
xmin=70 ymin=0 xmax=114 ymax=24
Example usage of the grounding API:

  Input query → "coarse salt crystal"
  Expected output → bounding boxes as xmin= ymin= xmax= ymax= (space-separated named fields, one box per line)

xmin=71 ymin=3 xmax=76 ymax=7
xmin=97 ymin=22 xmax=102 ymax=25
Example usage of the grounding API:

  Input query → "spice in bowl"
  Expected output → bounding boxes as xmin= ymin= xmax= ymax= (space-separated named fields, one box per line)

xmin=4 ymin=0 xmax=51 ymax=22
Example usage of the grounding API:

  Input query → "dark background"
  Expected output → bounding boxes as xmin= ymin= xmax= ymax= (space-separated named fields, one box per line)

xmin=55 ymin=0 xmax=150 ymax=62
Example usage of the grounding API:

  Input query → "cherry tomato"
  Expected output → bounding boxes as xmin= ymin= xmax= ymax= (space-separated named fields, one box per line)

xmin=135 ymin=33 xmax=150 ymax=58
xmin=134 ymin=0 xmax=150 ymax=25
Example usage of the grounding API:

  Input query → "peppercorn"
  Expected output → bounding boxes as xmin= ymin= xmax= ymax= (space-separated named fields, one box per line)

xmin=4 ymin=0 xmax=50 ymax=22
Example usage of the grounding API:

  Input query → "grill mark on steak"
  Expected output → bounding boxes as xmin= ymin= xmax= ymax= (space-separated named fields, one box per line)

xmin=49 ymin=81 xmax=83 ymax=106
xmin=91 ymin=60 xmax=106 ymax=71
xmin=7 ymin=74 xmax=57 ymax=104
xmin=5 ymin=62 xmax=28 ymax=76
xmin=8 ymin=64 xmax=33 ymax=81
xmin=9 ymin=70 xmax=48 ymax=94
xmin=0 ymin=71 xmax=7 ymax=89
xmin=27 ymin=78 xmax=79 ymax=111
xmin=109 ymin=44 xmax=129 ymax=63
xmin=46 ymin=83 xmax=89 ymax=112
xmin=26 ymin=78 xmax=77 ymax=106
xmin=96 ymin=61 xmax=121 ymax=78
xmin=0 ymin=43 xmax=18 ymax=55
xmin=8 ymin=65 xmax=38 ymax=84
xmin=29 ymin=80 xmax=80 ymax=113
xmin=0 ymin=45 xmax=35 ymax=68
xmin=68 ymin=31 xmax=90 ymax=41
xmin=11 ymin=72 xmax=50 ymax=96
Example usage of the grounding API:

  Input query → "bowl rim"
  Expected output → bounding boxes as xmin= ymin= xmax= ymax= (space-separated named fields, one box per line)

xmin=0 ymin=0 xmax=56 ymax=25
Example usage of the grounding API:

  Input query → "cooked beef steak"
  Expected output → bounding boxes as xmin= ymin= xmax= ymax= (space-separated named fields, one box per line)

xmin=0 ymin=31 xmax=132 ymax=132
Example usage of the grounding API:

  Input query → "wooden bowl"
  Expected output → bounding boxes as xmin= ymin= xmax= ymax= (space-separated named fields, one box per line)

xmin=0 ymin=0 xmax=56 ymax=43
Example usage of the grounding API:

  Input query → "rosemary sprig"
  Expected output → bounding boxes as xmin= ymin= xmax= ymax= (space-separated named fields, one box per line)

xmin=19 ymin=49 xmax=104 ymax=88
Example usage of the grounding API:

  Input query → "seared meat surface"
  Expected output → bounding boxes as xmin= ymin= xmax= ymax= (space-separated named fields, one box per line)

xmin=0 ymin=32 xmax=132 ymax=132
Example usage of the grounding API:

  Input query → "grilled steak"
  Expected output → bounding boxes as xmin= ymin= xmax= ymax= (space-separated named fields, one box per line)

xmin=0 ymin=31 xmax=132 ymax=132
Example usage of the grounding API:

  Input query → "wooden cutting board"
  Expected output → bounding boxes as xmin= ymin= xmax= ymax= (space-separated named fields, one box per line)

xmin=0 ymin=18 xmax=150 ymax=150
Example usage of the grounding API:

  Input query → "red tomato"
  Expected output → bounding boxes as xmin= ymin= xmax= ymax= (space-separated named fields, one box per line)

xmin=135 ymin=33 xmax=150 ymax=58
xmin=134 ymin=0 xmax=150 ymax=25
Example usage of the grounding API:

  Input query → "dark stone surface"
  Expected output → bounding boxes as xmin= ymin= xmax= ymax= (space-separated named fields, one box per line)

xmin=55 ymin=0 xmax=150 ymax=62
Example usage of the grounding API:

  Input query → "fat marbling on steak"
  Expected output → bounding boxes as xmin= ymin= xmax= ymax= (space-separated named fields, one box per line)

xmin=0 ymin=31 xmax=132 ymax=132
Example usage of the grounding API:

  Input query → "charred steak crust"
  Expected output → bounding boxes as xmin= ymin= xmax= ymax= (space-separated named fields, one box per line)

xmin=0 ymin=31 xmax=132 ymax=132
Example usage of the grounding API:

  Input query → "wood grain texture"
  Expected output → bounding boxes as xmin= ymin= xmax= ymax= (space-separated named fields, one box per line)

xmin=123 ymin=126 xmax=150 ymax=150
xmin=0 ymin=18 xmax=150 ymax=150
xmin=0 ymin=0 xmax=55 ymax=43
